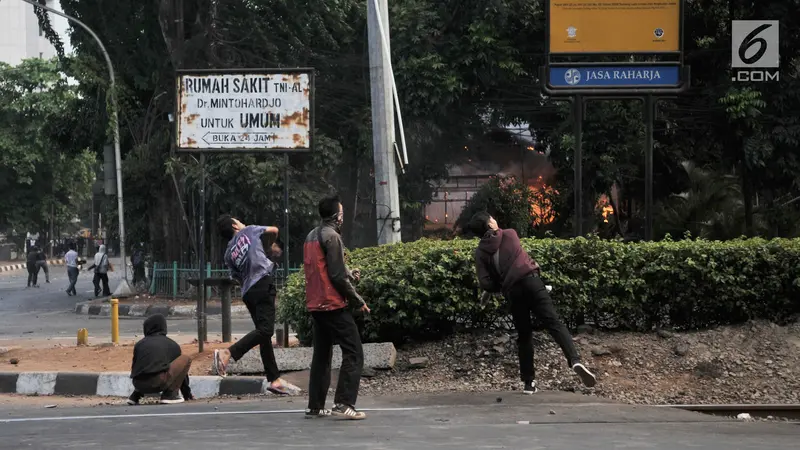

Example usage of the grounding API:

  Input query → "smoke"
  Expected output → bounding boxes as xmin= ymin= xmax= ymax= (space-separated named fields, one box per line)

xmin=453 ymin=151 xmax=556 ymax=187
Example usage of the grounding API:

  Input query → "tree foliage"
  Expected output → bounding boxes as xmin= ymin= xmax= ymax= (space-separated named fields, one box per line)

xmin=0 ymin=58 xmax=95 ymax=235
xmin=28 ymin=0 xmax=800 ymax=258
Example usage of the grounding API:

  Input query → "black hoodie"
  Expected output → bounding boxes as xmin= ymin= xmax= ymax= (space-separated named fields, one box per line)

xmin=130 ymin=314 xmax=182 ymax=379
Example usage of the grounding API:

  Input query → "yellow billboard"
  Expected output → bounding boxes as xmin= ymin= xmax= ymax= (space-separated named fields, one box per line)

xmin=549 ymin=0 xmax=680 ymax=53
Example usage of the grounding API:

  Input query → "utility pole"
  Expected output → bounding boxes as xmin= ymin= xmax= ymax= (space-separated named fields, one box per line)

xmin=368 ymin=0 xmax=401 ymax=244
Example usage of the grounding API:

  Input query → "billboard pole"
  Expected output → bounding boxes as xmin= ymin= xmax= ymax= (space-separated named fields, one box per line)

xmin=644 ymin=95 xmax=654 ymax=241
xmin=282 ymin=152 xmax=290 ymax=347
xmin=197 ymin=152 xmax=206 ymax=352
xmin=573 ymin=95 xmax=583 ymax=237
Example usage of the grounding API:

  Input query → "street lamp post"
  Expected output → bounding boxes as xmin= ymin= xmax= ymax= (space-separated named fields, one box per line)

xmin=19 ymin=0 xmax=133 ymax=295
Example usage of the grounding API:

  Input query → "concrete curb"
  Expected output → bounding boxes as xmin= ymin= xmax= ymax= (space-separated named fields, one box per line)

xmin=227 ymin=342 xmax=397 ymax=375
xmin=0 ymin=259 xmax=65 ymax=272
xmin=0 ymin=371 xmax=278 ymax=399
xmin=74 ymin=301 xmax=250 ymax=318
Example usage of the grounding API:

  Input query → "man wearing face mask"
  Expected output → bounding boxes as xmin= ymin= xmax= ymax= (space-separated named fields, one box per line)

xmin=212 ymin=215 xmax=300 ymax=395
xmin=303 ymin=194 xmax=370 ymax=420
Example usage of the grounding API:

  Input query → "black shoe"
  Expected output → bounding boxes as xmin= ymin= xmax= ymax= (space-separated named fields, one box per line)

xmin=159 ymin=390 xmax=184 ymax=404
xmin=523 ymin=381 xmax=538 ymax=395
xmin=305 ymin=408 xmax=332 ymax=419
xmin=127 ymin=391 xmax=143 ymax=405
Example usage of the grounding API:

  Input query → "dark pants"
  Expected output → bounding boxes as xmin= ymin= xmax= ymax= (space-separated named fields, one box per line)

xmin=67 ymin=267 xmax=79 ymax=295
xmin=308 ymin=308 xmax=363 ymax=410
xmin=36 ymin=260 xmax=49 ymax=282
xmin=228 ymin=276 xmax=280 ymax=382
xmin=27 ymin=263 xmax=39 ymax=287
xmin=508 ymin=274 xmax=580 ymax=383
xmin=133 ymin=263 xmax=146 ymax=285
xmin=132 ymin=355 xmax=192 ymax=395
xmin=93 ymin=273 xmax=110 ymax=296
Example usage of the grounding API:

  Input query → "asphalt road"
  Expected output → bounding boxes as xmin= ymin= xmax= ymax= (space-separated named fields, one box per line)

xmin=0 ymin=265 xmax=254 ymax=343
xmin=0 ymin=392 xmax=796 ymax=449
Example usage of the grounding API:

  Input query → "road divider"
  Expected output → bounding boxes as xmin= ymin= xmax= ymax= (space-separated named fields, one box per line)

xmin=0 ymin=371 xmax=284 ymax=399
xmin=0 ymin=259 xmax=65 ymax=273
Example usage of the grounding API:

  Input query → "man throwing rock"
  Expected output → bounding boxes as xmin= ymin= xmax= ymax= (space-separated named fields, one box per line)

xmin=303 ymin=194 xmax=369 ymax=420
xmin=468 ymin=212 xmax=596 ymax=394
xmin=213 ymin=215 xmax=299 ymax=395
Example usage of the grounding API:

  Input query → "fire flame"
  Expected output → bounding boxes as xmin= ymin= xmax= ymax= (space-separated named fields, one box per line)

xmin=598 ymin=194 xmax=614 ymax=223
xmin=528 ymin=177 xmax=557 ymax=227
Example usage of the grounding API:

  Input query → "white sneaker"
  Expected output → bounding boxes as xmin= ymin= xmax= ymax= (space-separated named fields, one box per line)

xmin=572 ymin=363 xmax=597 ymax=387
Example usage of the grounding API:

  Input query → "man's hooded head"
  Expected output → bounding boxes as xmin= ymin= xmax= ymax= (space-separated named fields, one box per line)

xmin=143 ymin=314 xmax=168 ymax=336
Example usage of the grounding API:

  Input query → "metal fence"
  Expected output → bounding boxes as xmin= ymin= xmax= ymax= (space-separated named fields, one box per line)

xmin=149 ymin=262 xmax=301 ymax=300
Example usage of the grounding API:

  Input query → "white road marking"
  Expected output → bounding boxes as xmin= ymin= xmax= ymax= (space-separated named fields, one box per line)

xmin=0 ymin=407 xmax=424 ymax=423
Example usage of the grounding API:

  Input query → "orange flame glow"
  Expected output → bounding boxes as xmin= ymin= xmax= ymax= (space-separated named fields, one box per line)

xmin=597 ymin=194 xmax=614 ymax=223
xmin=528 ymin=182 xmax=557 ymax=227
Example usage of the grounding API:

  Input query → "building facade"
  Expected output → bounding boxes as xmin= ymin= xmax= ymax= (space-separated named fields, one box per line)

xmin=0 ymin=0 xmax=70 ymax=65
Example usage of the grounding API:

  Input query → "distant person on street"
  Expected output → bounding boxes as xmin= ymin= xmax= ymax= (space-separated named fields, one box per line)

xmin=212 ymin=215 xmax=300 ymax=396
xmin=131 ymin=244 xmax=146 ymax=286
xmin=303 ymin=194 xmax=369 ymax=420
xmin=468 ymin=211 xmax=596 ymax=394
xmin=128 ymin=314 xmax=194 ymax=405
xmin=26 ymin=246 xmax=40 ymax=288
xmin=65 ymin=243 xmax=81 ymax=296
xmin=87 ymin=245 xmax=111 ymax=297
xmin=35 ymin=247 xmax=50 ymax=283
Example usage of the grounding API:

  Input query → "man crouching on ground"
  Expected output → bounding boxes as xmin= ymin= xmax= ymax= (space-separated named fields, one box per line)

xmin=128 ymin=314 xmax=194 ymax=405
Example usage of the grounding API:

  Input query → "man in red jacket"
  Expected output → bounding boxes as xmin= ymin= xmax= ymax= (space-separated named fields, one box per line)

xmin=469 ymin=212 xmax=596 ymax=394
xmin=303 ymin=194 xmax=370 ymax=420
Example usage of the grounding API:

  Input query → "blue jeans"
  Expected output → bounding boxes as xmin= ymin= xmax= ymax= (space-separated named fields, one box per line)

xmin=67 ymin=266 xmax=79 ymax=295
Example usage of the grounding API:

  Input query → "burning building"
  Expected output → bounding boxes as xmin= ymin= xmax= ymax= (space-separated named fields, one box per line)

xmin=424 ymin=125 xmax=557 ymax=230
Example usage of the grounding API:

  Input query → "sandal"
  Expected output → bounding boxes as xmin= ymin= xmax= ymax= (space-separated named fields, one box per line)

xmin=213 ymin=350 xmax=230 ymax=377
xmin=267 ymin=379 xmax=301 ymax=395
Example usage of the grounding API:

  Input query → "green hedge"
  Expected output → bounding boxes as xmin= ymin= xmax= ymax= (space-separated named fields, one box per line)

xmin=278 ymin=236 xmax=800 ymax=344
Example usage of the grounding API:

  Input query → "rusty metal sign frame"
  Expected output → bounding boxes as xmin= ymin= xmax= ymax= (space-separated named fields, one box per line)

xmin=174 ymin=68 xmax=315 ymax=154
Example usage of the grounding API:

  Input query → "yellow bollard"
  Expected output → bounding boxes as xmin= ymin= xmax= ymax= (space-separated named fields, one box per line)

xmin=77 ymin=328 xmax=88 ymax=346
xmin=110 ymin=298 xmax=119 ymax=345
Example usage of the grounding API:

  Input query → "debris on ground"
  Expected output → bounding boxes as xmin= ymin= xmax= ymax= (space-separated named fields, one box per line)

xmin=358 ymin=320 xmax=800 ymax=405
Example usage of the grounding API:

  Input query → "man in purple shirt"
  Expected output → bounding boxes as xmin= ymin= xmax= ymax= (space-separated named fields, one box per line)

xmin=469 ymin=212 xmax=596 ymax=395
xmin=213 ymin=215 xmax=299 ymax=395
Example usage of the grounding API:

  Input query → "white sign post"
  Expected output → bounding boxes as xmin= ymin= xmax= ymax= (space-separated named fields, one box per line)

xmin=176 ymin=70 xmax=313 ymax=152
xmin=174 ymin=68 xmax=314 ymax=351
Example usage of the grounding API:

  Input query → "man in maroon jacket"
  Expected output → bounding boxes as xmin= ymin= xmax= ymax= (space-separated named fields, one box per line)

xmin=303 ymin=194 xmax=370 ymax=420
xmin=469 ymin=212 xmax=596 ymax=394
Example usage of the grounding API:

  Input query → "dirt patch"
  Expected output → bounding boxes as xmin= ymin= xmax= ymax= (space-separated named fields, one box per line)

xmin=1 ymin=338 xmax=295 ymax=376
xmin=358 ymin=320 xmax=800 ymax=405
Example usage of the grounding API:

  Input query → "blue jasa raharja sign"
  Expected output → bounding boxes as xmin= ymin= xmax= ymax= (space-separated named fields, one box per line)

xmin=549 ymin=66 xmax=680 ymax=88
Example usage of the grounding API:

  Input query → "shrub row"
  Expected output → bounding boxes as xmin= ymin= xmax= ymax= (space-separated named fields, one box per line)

xmin=278 ymin=236 xmax=800 ymax=344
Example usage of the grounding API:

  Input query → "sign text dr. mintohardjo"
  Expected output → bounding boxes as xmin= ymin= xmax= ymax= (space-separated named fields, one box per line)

xmin=177 ymin=72 xmax=312 ymax=151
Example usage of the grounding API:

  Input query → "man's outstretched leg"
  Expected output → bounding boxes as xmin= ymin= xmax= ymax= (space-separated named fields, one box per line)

xmin=525 ymin=275 xmax=596 ymax=387
xmin=214 ymin=277 xmax=298 ymax=394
